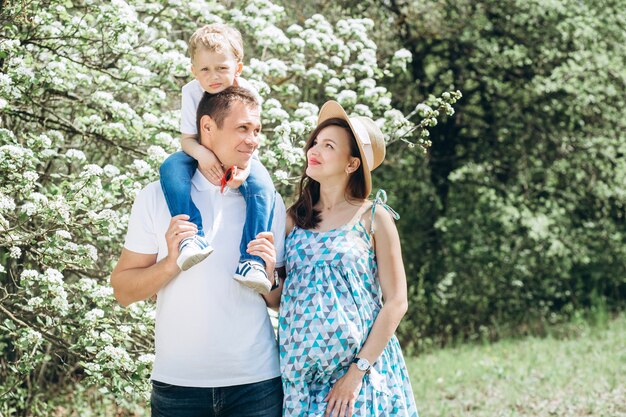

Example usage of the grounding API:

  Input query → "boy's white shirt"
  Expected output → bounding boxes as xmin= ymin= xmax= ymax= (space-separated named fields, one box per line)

xmin=124 ymin=172 xmax=285 ymax=387
xmin=180 ymin=78 xmax=262 ymax=135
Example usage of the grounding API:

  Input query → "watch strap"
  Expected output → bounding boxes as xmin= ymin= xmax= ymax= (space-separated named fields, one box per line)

xmin=270 ymin=270 xmax=280 ymax=291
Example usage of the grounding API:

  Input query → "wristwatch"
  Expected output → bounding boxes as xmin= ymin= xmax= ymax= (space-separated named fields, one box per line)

xmin=270 ymin=270 xmax=281 ymax=291
xmin=352 ymin=357 xmax=371 ymax=374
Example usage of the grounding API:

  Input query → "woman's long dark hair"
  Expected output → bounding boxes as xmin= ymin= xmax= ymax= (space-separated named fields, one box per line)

xmin=288 ymin=118 xmax=367 ymax=229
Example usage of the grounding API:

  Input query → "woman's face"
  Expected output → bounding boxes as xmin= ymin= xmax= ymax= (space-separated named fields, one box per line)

xmin=306 ymin=125 xmax=359 ymax=183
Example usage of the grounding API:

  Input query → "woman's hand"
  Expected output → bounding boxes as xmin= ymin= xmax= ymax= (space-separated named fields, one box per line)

xmin=247 ymin=231 xmax=276 ymax=282
xmin=324 ymin=367 xmax=363 ymax=417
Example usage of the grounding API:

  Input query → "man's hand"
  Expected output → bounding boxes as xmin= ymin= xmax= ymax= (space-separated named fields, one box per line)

xmin=197 ymin=148 xmax=224 ymax=186
xmin=246 ymin=231 xmax=276 ymax=281
xmin=164 ymin=214 xmax=198 ymax=268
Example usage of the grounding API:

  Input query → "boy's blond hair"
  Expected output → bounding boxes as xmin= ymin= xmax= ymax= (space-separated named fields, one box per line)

xmin=189 ymin=24 xmax=244 ymax=64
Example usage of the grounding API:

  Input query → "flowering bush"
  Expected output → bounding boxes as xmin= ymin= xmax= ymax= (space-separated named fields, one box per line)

xmin=0 ymin=0 xmax=457 ymax=414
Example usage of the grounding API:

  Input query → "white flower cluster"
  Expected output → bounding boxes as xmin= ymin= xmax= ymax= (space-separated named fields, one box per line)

xmin=19 ymin=328 xmax=43 ymax=347
xmin=0 ymin=193 xmax=16 ymax=212
xmin=96 ymin=345 xmax=134 ymax=372
xmin=390 ymin=48 xmax=413 ymax=72
xmin=81 ymin=164 xmax=104 ymax=178
xmin=20 ymin=269 xmax=70 ymax=316
xmin=65 ymin=149 xmax=87 ymax=162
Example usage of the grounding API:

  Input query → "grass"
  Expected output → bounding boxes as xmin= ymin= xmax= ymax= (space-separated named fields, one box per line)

xmin=406 ymin=314 xmax=626 ymax=417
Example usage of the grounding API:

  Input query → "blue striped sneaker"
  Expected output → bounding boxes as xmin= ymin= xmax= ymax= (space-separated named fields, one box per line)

xmin=233 ymin=261 xmax=271 ymax=294
xmin=176 ymin=235 xmax=214 ymax=271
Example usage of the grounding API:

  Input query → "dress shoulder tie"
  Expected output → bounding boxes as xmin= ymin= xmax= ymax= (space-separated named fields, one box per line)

xmin=369 ymin=189 xmax=400 ymax=235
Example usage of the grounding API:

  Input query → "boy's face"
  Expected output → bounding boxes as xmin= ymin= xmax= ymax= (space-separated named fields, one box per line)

xmin=191 ymin=48 xmax=243 ymax=94
xmin=200 ymin=101 xmax=261 ymax=169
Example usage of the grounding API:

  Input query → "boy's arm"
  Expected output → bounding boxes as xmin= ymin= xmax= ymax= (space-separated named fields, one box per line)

xmin=180 ymin=134 xmax=224 ymax=186
xmin=227 ymin=163 xmax=251 ymax=189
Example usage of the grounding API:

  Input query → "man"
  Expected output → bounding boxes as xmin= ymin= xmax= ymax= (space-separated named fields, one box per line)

xmin=111 ymin=87 xmax=285 ymax=417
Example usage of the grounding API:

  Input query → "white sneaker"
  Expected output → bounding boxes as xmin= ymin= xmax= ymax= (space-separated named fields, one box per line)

xmin=233 ymin=261 xmax=272 ymax=294
xmin=176 ymin=236 xmax=214 ymax=271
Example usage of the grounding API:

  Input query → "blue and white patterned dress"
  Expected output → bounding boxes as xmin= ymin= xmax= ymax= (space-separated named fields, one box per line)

xmin=279 ymin=196 xmax=419 ymax=416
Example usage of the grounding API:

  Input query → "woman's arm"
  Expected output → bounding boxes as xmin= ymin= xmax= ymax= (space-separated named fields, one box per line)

xmin=324 ymin=207 xmax=408 ymax=417
xmin=353 ymin=207 xmax=408 ymax=362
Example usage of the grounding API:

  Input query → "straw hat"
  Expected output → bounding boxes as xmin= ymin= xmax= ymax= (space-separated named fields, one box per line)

xmin=317 ymin=100 xmax=386 ymax=196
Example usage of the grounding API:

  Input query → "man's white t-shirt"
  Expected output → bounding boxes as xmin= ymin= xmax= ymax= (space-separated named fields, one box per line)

xmin=180 ymin=78 xmax=261 ymax=135
xmin=124 ymin=170 xmax=285 ymax=387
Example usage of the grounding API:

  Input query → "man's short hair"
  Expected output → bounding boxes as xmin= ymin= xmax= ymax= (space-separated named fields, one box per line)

xmin=188 ymin=24 xmax=244 ymax=64
xmin=196 ymin=87 xmax=259 ymax=133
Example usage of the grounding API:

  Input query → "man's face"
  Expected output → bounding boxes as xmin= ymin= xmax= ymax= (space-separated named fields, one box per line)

xmin=191 ymin=48 xmax=243 ymax=94
xmin=200 ymin=101 xmax=261 ymax=169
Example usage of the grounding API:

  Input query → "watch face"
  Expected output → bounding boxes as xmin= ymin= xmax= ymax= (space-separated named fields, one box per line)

xmin=357 ymin=358 xmax=369 ymax=371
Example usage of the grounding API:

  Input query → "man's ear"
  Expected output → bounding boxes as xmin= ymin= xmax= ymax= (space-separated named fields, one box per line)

xmin=200 ymin=114 xmax=215 ymax=145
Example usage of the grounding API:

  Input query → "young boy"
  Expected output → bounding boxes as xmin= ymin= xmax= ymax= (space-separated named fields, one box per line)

xmin=159 ymin=24 xmax=276 ymax=294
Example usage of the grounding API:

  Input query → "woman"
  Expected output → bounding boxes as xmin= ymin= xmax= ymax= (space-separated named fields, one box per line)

xmin=279 ymin=101 xmax=419 ymax=416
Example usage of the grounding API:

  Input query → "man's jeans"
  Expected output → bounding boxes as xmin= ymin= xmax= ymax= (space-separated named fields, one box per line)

xmin=150 ymin=377 xmax=283 ymax=417
xmin=159 ymin=151 xmax=276 ymax=265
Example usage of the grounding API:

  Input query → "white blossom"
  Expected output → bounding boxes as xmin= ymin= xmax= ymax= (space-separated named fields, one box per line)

xmin=22 ymin=329 xmax=43 ymax=345
xmin=148 ymin=145 xmax=168 ymax=162
xmin=27 ymin=296 xmax=43 ymax=308
xmin=85 ymin=308 xmax=105 ymax=323
xmin=66 ymin=149 xmax=86 ymax=161
xmin=9 ymin=246 xmax=21 ymax=259
xmin=22 ymin=202 xmax=37 ymax=216
xmin=23 ymin=171 xmax=38 ymax=182
xmin=20 ymin=270 xmax=39 ymax=282
xmin=132 ymin=159 xmax=151 ymax=175
xmin=0 ymin=193 xmax=16 ymax=211
xmin=55 ymin=230 xmax=72 ymax=240
xmin=103 ymin=164 xmax=120 ymax=177
xmin=274 ymin=170 xmax=289 ymax=181
xmin=81 ymin=164 xmax=104 ymax=178
xmin=337 ymin=89 xmax=357 ymax=105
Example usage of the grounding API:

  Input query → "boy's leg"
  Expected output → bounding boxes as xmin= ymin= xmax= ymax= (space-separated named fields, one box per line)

xmin=233 ymin=159 xmax=276 ymax=293
xmin=159 ymin=151 xmax=212 ymax=271
xmin=237 ymin=159 xmax=276 ymax=265
xmin=159 ymin=151 xmax=204 ymax=237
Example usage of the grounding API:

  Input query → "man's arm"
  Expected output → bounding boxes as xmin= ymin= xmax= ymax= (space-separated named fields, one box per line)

xmin=110 ymin=214 xmax=196 ymax=307
xmin=110 ymin=250 xmax=178 ymax=307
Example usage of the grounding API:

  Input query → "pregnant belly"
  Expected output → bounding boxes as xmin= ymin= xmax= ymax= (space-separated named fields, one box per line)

xmin=279 ymin=299 xmax=364 ymax=382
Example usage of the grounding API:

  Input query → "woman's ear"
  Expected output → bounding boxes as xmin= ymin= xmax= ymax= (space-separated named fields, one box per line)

xmin=346 ymin=157 xmax=361 ymax=174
